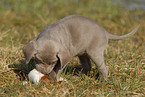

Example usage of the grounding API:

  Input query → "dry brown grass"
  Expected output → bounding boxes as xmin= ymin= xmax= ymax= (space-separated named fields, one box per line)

xmin=0 ymin=0 xmax=145 ymax=96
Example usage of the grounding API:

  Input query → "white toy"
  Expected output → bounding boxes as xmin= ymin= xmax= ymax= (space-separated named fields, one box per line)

xmin=28 ymin=69 xmax=66 ymax=84
xmin=28 ymin=69 xmax=49 ymax=84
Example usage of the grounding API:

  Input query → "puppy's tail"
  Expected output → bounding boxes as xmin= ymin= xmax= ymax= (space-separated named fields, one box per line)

xmin=107 ymin=25 xmax=140 ymax=40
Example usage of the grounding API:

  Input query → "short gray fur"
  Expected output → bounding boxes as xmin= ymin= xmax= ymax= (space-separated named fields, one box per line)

xmin=23 ymin=15 xmax=140 ymax=82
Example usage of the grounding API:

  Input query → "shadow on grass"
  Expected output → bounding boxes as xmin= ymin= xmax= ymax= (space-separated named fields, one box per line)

xmin=8 ymin=59 xmax=36 ymax=81
xmin=64 ymin=65 xmax=99 ymax=80
xmin=8 ymin=59 xmax=99 ymax=81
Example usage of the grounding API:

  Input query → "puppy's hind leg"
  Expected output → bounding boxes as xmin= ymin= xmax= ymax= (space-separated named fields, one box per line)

xmin=78 ymin=54 xmax=92 ymax=75
xmin=87 ymin=48 xmax=108 ymax=81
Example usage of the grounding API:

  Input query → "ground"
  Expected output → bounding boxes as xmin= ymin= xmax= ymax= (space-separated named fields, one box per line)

xmin=0 ymin=0 xmax=145 ymax=96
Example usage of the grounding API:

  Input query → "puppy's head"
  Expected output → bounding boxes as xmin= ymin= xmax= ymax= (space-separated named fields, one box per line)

xmin=23 ymin=40 xmax=70 ymax=74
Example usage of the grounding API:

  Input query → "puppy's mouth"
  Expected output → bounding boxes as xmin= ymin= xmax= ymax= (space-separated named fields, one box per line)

xmin=35 ymin=63 xmax=56 ymax=74
xmin=34 ymin=55 xmax=61 ymax=74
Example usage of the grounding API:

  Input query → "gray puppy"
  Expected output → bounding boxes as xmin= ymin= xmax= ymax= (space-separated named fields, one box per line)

xmin=23 ymin=15 xmax=139 ymax=82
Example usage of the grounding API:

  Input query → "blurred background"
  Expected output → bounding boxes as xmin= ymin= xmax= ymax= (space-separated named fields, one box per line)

xmin=0 ymin=0 xmax=144 ymax=46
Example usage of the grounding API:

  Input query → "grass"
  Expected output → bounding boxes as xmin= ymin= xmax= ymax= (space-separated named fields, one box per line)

xmin=0 ymin=0 xmax=145 ymax=96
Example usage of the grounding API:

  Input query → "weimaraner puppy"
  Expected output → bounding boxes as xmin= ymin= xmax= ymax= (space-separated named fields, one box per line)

xmin=23 ymin=15 xmax=139 ymax=82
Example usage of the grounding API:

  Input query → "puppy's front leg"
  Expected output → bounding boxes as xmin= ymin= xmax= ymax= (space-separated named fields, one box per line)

xmin=49 ymin=70 xmax=57 ymax=82
xmin=49 ymin=63 xmax=67 ymax=82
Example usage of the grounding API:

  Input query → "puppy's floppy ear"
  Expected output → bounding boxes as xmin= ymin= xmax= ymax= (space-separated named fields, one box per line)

xmin=23 ymin=41 xmax=37 ymax=64
xmin=56 ymin=46 xmax=71 ymax=80
xmin=57 ymin=46 xmax=71 ymax=68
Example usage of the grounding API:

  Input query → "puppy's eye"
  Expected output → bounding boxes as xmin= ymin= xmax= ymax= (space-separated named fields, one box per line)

xmin=34 ymin=56 xmax=43 ymax=64
xmin=35 ymin=58 xmax=41 ymax=63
